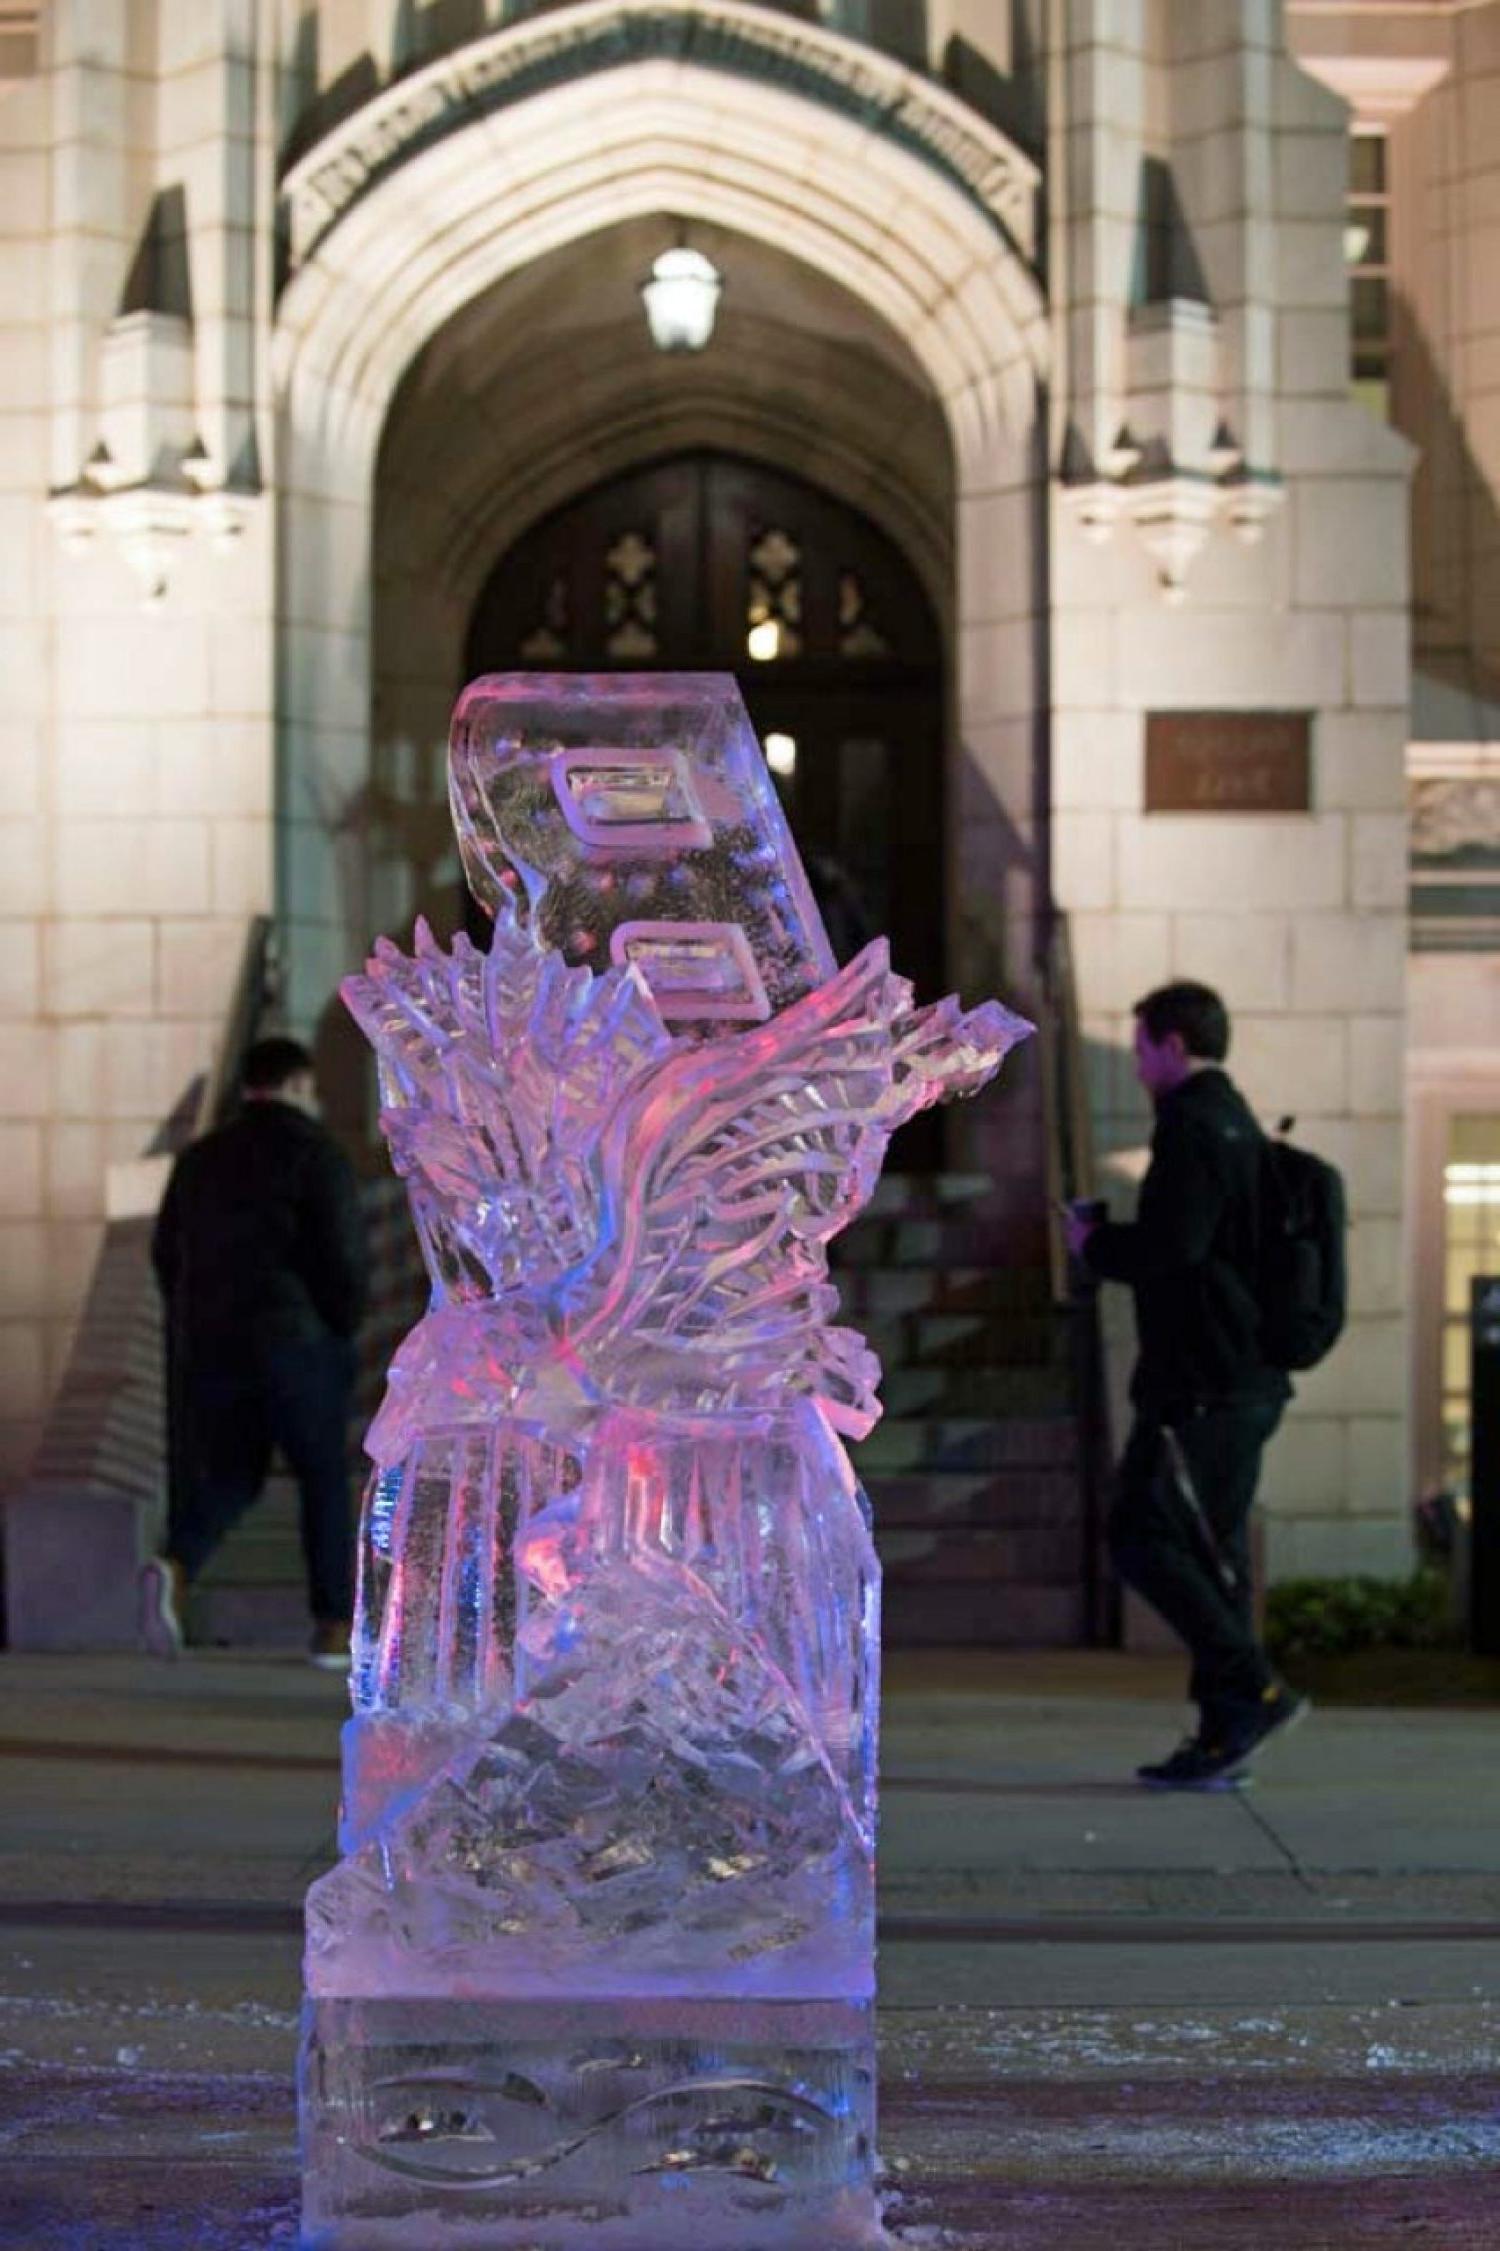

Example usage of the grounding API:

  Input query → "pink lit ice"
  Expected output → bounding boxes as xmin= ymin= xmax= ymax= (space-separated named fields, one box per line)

xmin=299 ymin=673 xmax=1031 ymax=2246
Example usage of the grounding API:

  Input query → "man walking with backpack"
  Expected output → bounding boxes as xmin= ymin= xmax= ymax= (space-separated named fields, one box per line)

xmin=1065 ymin=982 xmax=1328 ymax=1790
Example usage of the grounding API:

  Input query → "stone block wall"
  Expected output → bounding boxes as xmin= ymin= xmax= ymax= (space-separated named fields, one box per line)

xmin=0 ymin=2 xmax=277 ymax=1488
xmin=1286 ymin=1 xmax=1500 ymax=1512
xmin=1387 ymin=5 xmax=1500 ymax=1515
xmin=1049 ymin=0 xmax=1412 ymax=1581
xmin=0 ymin=0 xmax=1430 ymax=1598
xmin=1386 ymin=7 xmax=1500 ymax=712
xmin=0 ymin=51 xmax=54 ymax=1487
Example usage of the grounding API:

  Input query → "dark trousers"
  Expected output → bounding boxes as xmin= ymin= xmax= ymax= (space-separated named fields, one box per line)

xmin=1107 ymin=1397 xmax=1285 ymax=1734
xmin=168 ymin=1335 xmax=358 ymax=1624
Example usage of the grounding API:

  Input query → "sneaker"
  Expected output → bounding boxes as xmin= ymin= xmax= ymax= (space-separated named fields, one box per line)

xmin=1137 ymin=1733 xmax=1252 ymax=1792
xmin=139 ymin=1556 xmax=185 ymax=1660
xmin=309 ymin=1620 xmax=352 ymax=1672
xmin=1224 ymin=1683 xmax=1310 ymax=1772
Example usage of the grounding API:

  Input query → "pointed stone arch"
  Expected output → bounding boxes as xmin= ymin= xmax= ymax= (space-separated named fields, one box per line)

xmin=273 ymin=16 xmax=1050 ymax=1030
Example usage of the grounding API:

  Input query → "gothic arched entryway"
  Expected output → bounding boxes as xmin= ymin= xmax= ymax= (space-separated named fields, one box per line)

xmin=465 ymin=451 xmax=946 ymax=1002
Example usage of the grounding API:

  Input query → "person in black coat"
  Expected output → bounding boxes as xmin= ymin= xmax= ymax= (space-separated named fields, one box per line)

xmin=140 ymin=1036 xmax=369 ymax=1668
xmin=1064 ymin=982 xmax=1306 ymax=1790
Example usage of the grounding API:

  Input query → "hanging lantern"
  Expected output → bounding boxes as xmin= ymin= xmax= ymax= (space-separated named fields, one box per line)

xmin=641 ymin=247 xmax=723 ymax=352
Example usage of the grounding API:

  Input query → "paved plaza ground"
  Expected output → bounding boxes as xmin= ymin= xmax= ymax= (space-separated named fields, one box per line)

xmin=0 ymin=1646 xmax=1496 ymax=2247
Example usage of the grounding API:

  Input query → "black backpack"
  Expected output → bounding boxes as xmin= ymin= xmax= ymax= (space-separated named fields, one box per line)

xmin=1256 ymin=1121 xmax=1348 ymax=1372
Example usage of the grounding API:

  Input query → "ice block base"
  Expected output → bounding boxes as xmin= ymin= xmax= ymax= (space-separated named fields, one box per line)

xmin=299 ymin=1994 xmax=880 ymax=2249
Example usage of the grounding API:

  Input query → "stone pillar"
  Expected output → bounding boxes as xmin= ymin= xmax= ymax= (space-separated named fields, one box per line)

xmin=1340 ymin=4 xmax=1500 ymax=1514
xmin=0 ymin=1 xmax=276 ymax=1492
xmin=1049 ymin=0 xmax=1412 ymax=1579
xmin=0 ymin=31 xmax=54 ymax=1487
xmin=276 ymin=384 xmax=381 ymax=1073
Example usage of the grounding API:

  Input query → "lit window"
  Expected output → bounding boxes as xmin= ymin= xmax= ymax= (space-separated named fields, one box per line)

xmin=746 ymin=527 xmax=802 ymax=661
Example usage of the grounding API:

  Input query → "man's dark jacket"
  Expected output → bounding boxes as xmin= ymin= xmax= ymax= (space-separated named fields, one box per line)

xmin=152 ymin=1100 xmax=368 ymax=1361
xmin=1083 ymin=1067 xmax=1290 ymax=1415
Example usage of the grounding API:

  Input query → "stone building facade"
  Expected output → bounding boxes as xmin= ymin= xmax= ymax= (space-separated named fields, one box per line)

xmin=1 ymin=0 xmax=1494 ymax=1599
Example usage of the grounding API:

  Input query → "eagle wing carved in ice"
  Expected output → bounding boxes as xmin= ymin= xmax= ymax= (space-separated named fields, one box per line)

xmin=344 ymin=902 xmax=673 ymax=1297
xmin=344 ymin=899 xmax=1028 ymax=1453
xmin=572 ymin=940 xmax=1024 ymax=1434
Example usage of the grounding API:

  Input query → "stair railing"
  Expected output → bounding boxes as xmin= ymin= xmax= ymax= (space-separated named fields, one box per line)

xmin=1039 ymin=913 xmax=1118 ymax=1646
xmin=196 ymin=915 xmax=279 ymax=1137
xmin=3 ymin=916 xmax=277 ymax=1649
xmin=160 ymin=915 xmax=279 ymax=1554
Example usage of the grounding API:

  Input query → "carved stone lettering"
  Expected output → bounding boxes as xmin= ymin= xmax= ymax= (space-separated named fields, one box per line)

xmin=280 ymin=1 xmax=1040 ymax=274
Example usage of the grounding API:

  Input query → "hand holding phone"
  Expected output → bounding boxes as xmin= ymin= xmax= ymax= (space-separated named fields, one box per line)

xmin=1059 ymin=1196 xmax=1107 ymax=1257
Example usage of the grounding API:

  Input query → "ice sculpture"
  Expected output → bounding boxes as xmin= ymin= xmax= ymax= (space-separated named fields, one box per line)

xmin=299 ymin=674 xmax=1031 ymax=2247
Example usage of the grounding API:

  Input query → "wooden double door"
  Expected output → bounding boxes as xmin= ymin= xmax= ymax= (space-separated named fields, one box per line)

xmin=465 ymin=451 xmax=946 ymax=1002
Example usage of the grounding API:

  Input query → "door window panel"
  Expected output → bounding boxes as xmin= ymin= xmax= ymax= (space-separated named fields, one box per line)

xmin=837 ymin=570 xmax=891 ymax=659
xmin=464 ymin=451 xmax=945 ymax=1004
xmin=518 ymin=572 xmax=569 ymax=663
xmin=603 ymin=529 xmax=659 ymax=660
xmin=747 ymin=526 xmax=804 ymax=661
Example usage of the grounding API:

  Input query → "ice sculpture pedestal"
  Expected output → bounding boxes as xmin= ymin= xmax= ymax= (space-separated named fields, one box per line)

xmin=300 ymin=1997 xmax=875 ymax=2249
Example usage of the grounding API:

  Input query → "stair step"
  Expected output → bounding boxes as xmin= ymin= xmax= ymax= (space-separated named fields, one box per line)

xmin=878 ymin=1525 xmax=1084 ymax=1583
xmin=190 ymin=1581 xmax=309 ymax=1651
xmin=865 ymin=1309 xmax=1060 ymax=1371
xmin=195 ymin=1167 xmax=1090 ymax=1652
xmin=884 ymin=1583 xmax=1087 ymax=1647
xmin=879 ymin=1364 xmax=1069 ymax=1419
xmin=863 ymin=1171 xmax=994 ymax=1217
xmin=191 ymin=1477 xmax=322 ymax=1647
xmin=836 ymin=1214 xmax=1049 ymax=1268
xmin=835 ymin=1266 xmax=1053 ymax=1317
xmin=853 ymin=1416 xmax=1078 ymax=1474
xmin=866 ymin=1467 xmax=1080 ymax=1528
xmin=193 ymin=1483 xmax=308 ymax=1622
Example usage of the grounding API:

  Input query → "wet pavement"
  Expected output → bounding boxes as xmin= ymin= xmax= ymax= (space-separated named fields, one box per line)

xmin=0 ymin=1648 xmax=1496 ymax=2247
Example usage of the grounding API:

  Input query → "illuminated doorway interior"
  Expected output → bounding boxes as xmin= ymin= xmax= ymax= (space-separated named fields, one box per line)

xmin=1441 ymin=1115 xmax=1500 ymax=1497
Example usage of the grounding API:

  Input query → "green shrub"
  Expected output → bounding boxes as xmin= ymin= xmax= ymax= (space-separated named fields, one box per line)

xmin=1264 ymin=1569 xmax=1456 ymax=1664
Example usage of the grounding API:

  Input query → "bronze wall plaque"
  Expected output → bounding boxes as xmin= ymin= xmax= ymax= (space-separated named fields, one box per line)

xmin=1144 ymin=711 xmax=1312 ymax=814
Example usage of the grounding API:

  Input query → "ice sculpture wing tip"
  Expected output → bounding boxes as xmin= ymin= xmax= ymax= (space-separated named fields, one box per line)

xmin=954 ymin=995 xmax=1037 ymax=1078
xmin=970 ymin=996 xmax=1037 ymax=1051
xmin=340 ymin=967 xmax=377 ymax=1025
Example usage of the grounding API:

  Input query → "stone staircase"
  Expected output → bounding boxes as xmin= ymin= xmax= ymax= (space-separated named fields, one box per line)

xmin=841 ymin=1173 xmax=1086 ymax=1646
xmin=192 ymin=1477 xmax=310 ymax=1650
xmin=192 ymin=1175 xmax=423 ymax=1652
xmin=193 ymin=1173 xmax=1090 ymax=1651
